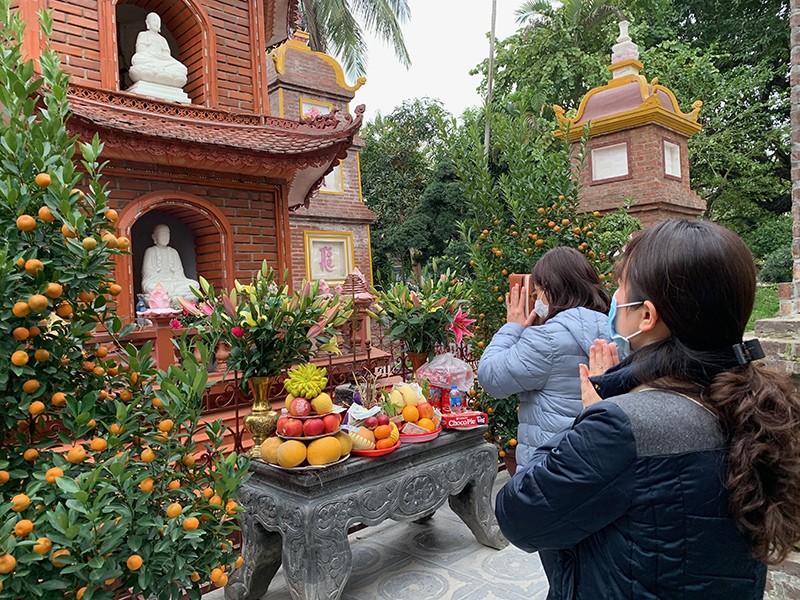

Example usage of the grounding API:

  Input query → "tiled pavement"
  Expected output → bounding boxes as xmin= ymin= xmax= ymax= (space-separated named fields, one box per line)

xmin=204 ymin=470 xmax=550 ymax=600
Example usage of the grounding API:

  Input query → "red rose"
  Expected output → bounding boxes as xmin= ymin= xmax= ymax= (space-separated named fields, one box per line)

xmin=231 ymin=326 xmax=245 ymax=338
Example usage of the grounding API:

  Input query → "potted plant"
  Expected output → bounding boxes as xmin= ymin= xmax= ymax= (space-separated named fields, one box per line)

xmin=370 ymin=272 xmax=474 ymax=373
xmin=192 ymin=265 xmax=352 ymax=453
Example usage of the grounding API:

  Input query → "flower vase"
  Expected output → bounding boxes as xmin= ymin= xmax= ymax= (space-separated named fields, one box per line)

xmin=215 ymin=341 xmax=231 ymax=373
xmin=407 ymin=352 xmax=429 ymax=380
xmin=244 ymin=376 xmax=279 ymax=458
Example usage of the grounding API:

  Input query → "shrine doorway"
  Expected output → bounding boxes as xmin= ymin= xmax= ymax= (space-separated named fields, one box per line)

xmin=115 ymin=192 xmax=235 ymax=318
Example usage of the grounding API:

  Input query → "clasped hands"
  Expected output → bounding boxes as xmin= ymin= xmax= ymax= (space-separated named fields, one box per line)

xmin=579 ymin=339 xmax=619 ymax=409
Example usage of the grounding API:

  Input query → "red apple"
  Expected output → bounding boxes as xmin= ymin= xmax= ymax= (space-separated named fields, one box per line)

xmin=377 ymin=414 xmax=390 ymax=426
xmin=417 ymin=401 xmax=434 ymax=420
xmin=322 ymin=413 xmax=341 ymax=433
xmin=303 ymin=418 xmax=325 ymax=437
xmin=280 ymin=418 xmax=304 ymax=438
xmin=364 ymin=416 xmax=379 ymax=430
xmin=289 ymin=397 xmax=311 ymax=417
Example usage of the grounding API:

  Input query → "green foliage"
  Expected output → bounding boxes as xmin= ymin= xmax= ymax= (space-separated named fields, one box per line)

xmin=741 ymin=214 xmax=792 ymax=262
xmin=0 ymin=7 xmax=248 ymax=597
xmin=760 ymin=247 xmax=792 ymax=285
xmin=747 ymin=284 xmax=780 ymax=332
xmin=472 ymin=388 xmax=520 ymax=453
xmin=191 ymin=265 xmax=352 ymax=385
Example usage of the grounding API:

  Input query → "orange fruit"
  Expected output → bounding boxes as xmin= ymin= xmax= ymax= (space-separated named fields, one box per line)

xmin=202 ymin=487 xmax=214 ymax=499
xmin=12 ymin=327 xmax=29 ymax=341
xmin=16 ymin=215 xmax=36 ymax=231
xmin=509 ymin=438 xmax=518 ymax=447
xmin=45 ymin=467 xmax=64 ymax=483
xmin=11 ymin=493 xmax=30 ymax=512
xmin=117 ymin=236 xmax=130 ymax=251
xmin=110 ymin=424 xmax=123 ymax=435
xmin=215 ymin=574 xmax=228 ymax=588
xmin=376 ymin=438 xmax=395 ymax=450
xmin=12 ymin=301 xmax=30 ymax=317
xmin=225 ymin=500 xmax=238 ymax=515
xmin=61 ymin=223 xmax=76 ymax=238
xmin=93 ymin=366 xmax=105 ymax=376
xmin=181 ymin=453 xmax=195 ymax=467
xmin=0 ymin=554 xmax=16 ymax=574
xmin=29 ymin=401 xmax=45 ymax=416
xmin=182 ymin=517 xmax=199 ymax=531
xmin=90 ymin=438 xmax=108 ymax=452
xmin=168 ymin=479 xmax=180 ymax=491
xmin=96 ymin=346 xmax=108 ymax=359
xmin=78 ymin=291 xmax=95 ymax=303
xmin=209 ymin=495 xmax=223 ymax=507
xmin=51 ymin=392 xmax=66 ymax=407
xmin=118 ymin=389 xmax=132 ymax=402
xmin=77 ymin=587 xmax=87 ymax=600
xmin=235 ymin=556 xmax=244 ymax=569
xmin=14 ymin=519 xmax=34 ymax=537
xmin=70 ymin=188 xmax=85 ymax=200
xmin=56 ymin=301 xmax=73 ymax=317
xmin=22 ymin=379 xmax=40 ymax=393
xmin=210 ymin=567 xmax=224 ymax=583
xmin=38 ymin=205 xmax=56 ymax=222
xmin=82 ymin=361 xmax=95 ymax=372
xmin=105 ymin=209 xmax=118 ymax=222
xmin=0 ymin=470 xmax=9 ymax=484
xmin=33 ymin=537 xmax=51 ymax=554
xmin=51 ymin=549 xmax=70 ymax=567
xmin=11 ymin=350 xmax=29 ymax=366
xmin=158 ymin=419 xmax=174 ymax=433
xmin=126 ymin=554 xmax=143 ymax=571
xmin=27 ymin=294 xmax=48 ymax=311
xmin=141 ymin=448 xmax=156 ymax=463
xmin=34 ymin=173 xmax=51 ymax=187
xmin=81 ymin=237 xmax=97 ymax=250
xmin=34 ymin=349 xmax=50 ymax=362
xmin=401 ymin=405 xmax=419 ymax=424
xmin=66 ymin=445 xmax=87 ymax=464
xmin=139 ymin=478 xmax=154 ymax=493
xmin=108 ymin=283 xmax=122 ymax=296
xmin=417 ymin=418 xmax=436 ymax=432
xmin=191 ymin=572 xmax=201 ymax=582
xmin=165 ymin=502 xmax=182 ymax=518
xmin=101 ymin=234 xmax=118 ymax=249
xmin=373 ymin=424 xmax=392 ymax=440
xmin=23 ymin=448 xmax=39 ymax=462
xmin=28 ymin=325 xmax=40 ymax=337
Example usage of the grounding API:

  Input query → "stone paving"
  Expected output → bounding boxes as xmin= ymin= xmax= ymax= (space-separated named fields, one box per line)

xmin=204 ymin=470 xmax=550 ymax=600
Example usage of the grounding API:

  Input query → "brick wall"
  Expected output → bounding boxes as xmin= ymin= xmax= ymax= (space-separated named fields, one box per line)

xmin=576 ymin=125 xmax=705 ymax=227
xmin=50 ymin=0 xmax=102 ymax=85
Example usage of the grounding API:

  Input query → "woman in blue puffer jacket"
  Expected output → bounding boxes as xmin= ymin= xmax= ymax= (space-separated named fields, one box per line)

xmin=495 ymin=220 xmax=800 ymax=599
xmin=478 ymin=246 xmax=610 ymax=467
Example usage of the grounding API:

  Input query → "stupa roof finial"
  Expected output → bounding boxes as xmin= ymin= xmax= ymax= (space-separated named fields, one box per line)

xmin=609 ymin=20 xmax=641 ymax=78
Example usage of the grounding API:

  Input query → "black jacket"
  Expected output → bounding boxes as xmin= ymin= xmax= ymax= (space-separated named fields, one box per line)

xmin=495 ymin=389 xmax=766 ymax=599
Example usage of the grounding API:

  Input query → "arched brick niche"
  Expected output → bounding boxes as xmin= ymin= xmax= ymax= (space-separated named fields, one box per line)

xmin=116 ymin=192 xmax=235 ymax=318
xmin=100 ymin=0 xmax=218 ymax=106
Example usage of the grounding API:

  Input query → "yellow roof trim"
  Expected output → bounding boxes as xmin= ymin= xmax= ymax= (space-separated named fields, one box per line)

xmin=555 ymin=104 xmax=703 ymax=142
xmin=608 ymin=58 xmax=644 ymax=73
xmin=271 ymin=36 xmax=367 ymax=93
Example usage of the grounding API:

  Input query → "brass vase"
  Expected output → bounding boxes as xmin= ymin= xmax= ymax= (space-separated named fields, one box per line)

xmin=244 ymin=376 xmax=279 ymax=458
xmin=407 ymin=352 xmax=430 ymax=379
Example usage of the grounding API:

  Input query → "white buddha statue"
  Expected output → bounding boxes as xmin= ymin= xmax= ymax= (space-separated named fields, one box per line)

xmin=127 ymin=13 xmax=191 ymax=103
xmin=141 ymin=224 xmax=199 ymax=302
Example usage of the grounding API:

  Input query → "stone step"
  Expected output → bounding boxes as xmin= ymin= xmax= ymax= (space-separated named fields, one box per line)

xmin=754 ymin=316 xmax=800 ymax=338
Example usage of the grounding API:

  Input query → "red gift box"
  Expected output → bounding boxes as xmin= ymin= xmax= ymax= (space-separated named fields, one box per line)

xmin=441 ymin=411 xmax=488 ymax=430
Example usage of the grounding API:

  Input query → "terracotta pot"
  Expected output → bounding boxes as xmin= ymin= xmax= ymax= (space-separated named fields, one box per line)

xmin=502 ymin=451 xmax=517 ymax=477
xmin=243 ymin=376 xmax=279 ymax=457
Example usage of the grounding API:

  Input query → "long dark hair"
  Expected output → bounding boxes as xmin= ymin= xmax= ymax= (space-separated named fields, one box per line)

xmin=532 ymin=246 xmax=610 ymax=323
xmin=619 ymin=219 xmax=800 ymax=564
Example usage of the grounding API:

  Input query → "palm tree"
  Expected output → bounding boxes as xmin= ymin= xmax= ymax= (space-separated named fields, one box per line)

xmin=516 ymin=0 xmax=624 ymax=47
xmin=299 ymin=0 xmax=411 ymax=79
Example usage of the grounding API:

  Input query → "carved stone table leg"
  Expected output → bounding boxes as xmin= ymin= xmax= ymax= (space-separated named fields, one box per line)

xmin=281 ymin=522 xmax=352 ymax=600
xmin=448 ymin=446 xmax=508 ymax=550
xmin=225 ymin=511 xmax=282 ymax=600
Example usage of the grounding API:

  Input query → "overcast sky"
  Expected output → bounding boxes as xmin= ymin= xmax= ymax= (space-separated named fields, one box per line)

xmin=351 ymin=1 xmax=522 ymax=123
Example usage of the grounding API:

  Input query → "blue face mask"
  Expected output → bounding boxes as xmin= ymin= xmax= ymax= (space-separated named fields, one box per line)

xmin=608 ymin=292 xmax=644 ymax=359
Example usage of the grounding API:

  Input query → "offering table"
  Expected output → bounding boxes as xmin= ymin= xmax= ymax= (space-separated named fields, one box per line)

xmin=225 ymin=428 xmax=508 ymax=600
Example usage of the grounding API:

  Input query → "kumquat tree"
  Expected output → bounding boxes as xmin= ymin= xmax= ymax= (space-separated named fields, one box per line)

xmin=0 ymin=4 xmax=248 ymax=598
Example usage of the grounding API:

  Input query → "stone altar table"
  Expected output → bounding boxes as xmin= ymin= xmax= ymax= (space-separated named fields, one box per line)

xmin=226 ymin=428 xmax=508 ymax=600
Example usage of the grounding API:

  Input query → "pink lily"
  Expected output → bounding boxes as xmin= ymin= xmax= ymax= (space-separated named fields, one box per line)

xmin=431 ymin=297 xmax=448 ymax=309
xmin=449 ymin=308 xmax=476 ymax=344
xmin=222 ymin=295 xmax=237 ymax=320
xmin=200 ymin=302 xmax=213 ymax=316
xmin=307 ymin=318 xmax=328 ymax=340
xmin=177 ymin=297 xmax=201 ymax=316
xmin=410 ymin=291 xmax=421 ymax=308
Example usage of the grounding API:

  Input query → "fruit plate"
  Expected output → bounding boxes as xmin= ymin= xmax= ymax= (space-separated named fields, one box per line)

xmin=287 ymin=405 xmax=347 ymax=420
xmin=399 ymin=426 xmax=442 ymax=444
xmin=350 ymin=441 xmax=401 ymax=457
xmin=277 ymin=427 xmax=340 ymax=442
xmin=265 ymin=454 xmax=349 ymax=472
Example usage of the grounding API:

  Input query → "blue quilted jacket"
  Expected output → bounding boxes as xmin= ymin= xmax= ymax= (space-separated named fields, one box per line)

xmin=496 ymin=389 xmax=766 ymax=599
xmin=477 ymin=307 xmax=609 ymax=466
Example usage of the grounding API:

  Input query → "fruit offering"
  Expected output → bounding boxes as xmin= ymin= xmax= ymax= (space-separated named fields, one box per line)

xmin=277 ymin=412 xmax=341 ymax=439
xmin=284 ymin=363 xmax=328 ymax=399
xmin=348 ymin=417 xmax=400 ymax=451
xmin=260 ymin=432 xmax=352 ymax=469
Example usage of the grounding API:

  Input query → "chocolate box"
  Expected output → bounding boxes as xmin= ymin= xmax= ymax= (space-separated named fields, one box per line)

xmin=441 ymin=411 xmax=488 ymax=430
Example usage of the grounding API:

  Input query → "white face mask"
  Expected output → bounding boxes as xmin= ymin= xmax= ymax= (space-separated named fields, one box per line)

xmin=534 ymin=299 xmax=549 ymax=319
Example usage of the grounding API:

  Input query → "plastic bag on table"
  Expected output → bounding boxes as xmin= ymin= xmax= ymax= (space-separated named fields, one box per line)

xmin=415 ymin=353 xmax=475 ymax=391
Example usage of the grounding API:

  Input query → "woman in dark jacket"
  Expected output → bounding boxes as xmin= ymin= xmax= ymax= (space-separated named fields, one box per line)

xmin=495 ymin=220 xmax=800 ymax=599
